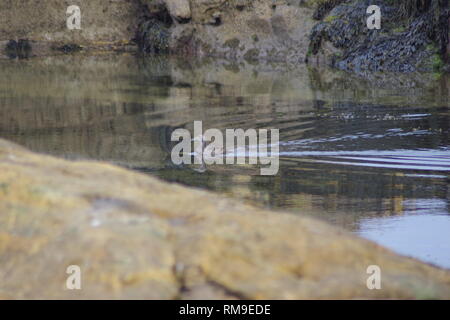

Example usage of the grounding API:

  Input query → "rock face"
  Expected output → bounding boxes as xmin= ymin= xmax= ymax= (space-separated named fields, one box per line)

xmin=2 ymin=0 xmax=448 ymax=71
xmin=0 ymin=0 xmax=142 ymax=43
xmin=139 ymin=0 xmax=317 ymax=63
xmin=1 ymin=0 xmax=316 ymax=62
xmin=0 ymin=0 xmax=144 ymax=58
xmin=138 ymin=0 xmax=449 ymax=70
xmin=0 ymin=138 xmax=449 ymax=299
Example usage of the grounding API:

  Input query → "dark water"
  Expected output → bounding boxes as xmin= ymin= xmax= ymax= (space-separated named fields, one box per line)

xmin=0 ymin=54 xmax=449 ymax=268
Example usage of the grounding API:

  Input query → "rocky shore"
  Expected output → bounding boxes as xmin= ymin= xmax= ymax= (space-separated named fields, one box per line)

xmin=1 ymin=1 xmax=448 ymax=72
xmin=0 ymin=139 xmax=449 ymax=299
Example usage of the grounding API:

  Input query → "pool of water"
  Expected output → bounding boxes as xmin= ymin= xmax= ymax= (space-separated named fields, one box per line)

xmin=0 ymin=54 xmax=449 ymax=268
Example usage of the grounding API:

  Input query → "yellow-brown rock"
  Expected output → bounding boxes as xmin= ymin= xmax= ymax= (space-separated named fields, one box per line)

xmin=0 ymin=139 xmax=449 ymax=299
xmin=165 ymin=0 xmax=192 ymax=22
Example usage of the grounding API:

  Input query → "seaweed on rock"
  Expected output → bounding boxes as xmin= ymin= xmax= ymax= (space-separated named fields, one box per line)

xmin=307 ymin=0 xmax=449 ymax=72
xmin=135 ymin=3 xmax=173 ymax=54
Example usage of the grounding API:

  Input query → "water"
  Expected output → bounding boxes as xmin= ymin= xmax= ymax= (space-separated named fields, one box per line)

xmin=0 ymin=54 xmax=449 ymax=268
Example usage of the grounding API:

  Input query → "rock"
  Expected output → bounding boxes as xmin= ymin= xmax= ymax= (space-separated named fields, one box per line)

xmin=1 ymin=0 xmax=448 ymax=71
xmin=0 ymin=138 xmax=449 ymax=299
xmin=55 ymin=43 xmax=83 ymax=54
xmin=165 ymin=0 xmax=192 ymax=23
xmin=135 ymin=19 xmax=171 ymax=54
xmin=4 ymin=39 xmax=32 ymax=59
xmin=134 ymin=0 xmax=449 ymax=70
xmin=135 ymin=0 xmax=317 ymax=63
xmin=307 ymin=0 xmax=450 ymax=73
xmin=0 ymin=0 xmax=143 ymax=58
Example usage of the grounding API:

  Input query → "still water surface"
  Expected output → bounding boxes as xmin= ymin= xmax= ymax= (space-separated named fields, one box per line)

xmin=0 ymin=54 xmax=449 ymax=268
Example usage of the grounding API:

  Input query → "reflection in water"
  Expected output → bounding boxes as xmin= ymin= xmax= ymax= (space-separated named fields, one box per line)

xmin=0 ymin=54 xmax=449 ymax=268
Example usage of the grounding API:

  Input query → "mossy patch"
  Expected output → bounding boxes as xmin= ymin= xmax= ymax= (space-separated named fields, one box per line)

xmin=324 ymin=15 xmax=337 ymax=23
xmin=392 ymin=26 xmax=406 ymax=33
xmin=431 ymin=54 xmax=444 ymax=71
